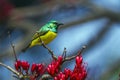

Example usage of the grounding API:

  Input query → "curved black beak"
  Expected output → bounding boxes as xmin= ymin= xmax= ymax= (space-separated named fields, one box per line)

xmin=57 ymin=23 xmax=64 ymax=27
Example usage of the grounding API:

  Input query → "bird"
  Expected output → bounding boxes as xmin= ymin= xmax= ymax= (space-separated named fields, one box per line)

xmin=22 ymin=20 xmax=63 ymax=52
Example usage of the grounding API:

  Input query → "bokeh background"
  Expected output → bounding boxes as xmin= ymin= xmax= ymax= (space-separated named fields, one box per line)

xmin=0 ymin=0 xmax=120 ymax=80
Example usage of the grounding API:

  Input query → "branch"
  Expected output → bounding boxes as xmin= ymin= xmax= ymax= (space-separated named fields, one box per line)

xmin=8 ymin=31 xmax=17 ymax=61
xmin=0 ymin=62 xmax=23 ymax=78
xmin=40 ymin=74 xmax=52 ymax=80
xmin=62 ymin=47 xmax=67 ymax=59
xmin=37 ymin=32 xmax=57 ymax=60
xmin=42 ymin=43 xmax=57 ymax=60
xmin=62 ymin=46 xmax=86 ymax=63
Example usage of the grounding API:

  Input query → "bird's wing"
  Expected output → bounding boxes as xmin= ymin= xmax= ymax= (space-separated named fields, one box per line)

xmin=32 ymin=29 xmax=49 ymax=41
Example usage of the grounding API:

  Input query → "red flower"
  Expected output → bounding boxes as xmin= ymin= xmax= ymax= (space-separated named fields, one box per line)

xmin=36 ymin=63 xmax=44 ymax=75
xmin=31 ymin=63 xmax=45 ymax=77
xmin=58 ymin=56 xmax=63 ymax=64
xmin=76 ymin=56 xmax=83 ymax=66
xmin=54 ymin=55 xmax=87 ymax=80
xmin=64 ymin=68 xmax=71 ymax=79
xmin=31 ymin=63 xmax=37 ymax=73
xmin=21 ymin=61 xmax=30 ymax=71
xmin=47 ymin=56 xmax=63 ymax=76
xmin=14 ymin=60 xmax=21 ymax=71
xmin=70 ymin=55 xmax=87 ymax=80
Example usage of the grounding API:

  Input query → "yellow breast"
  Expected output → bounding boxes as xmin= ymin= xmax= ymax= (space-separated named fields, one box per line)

xmin=30 ymin=31 xmax=57 ymax=47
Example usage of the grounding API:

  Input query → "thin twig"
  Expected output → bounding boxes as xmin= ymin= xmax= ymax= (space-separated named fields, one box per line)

xmin=40 ymin=74 xmax=52 ymax=80
xmin=62 ymin=47 xmax=67 ymax=59
xmin=62 ymin=45 xmax=86 ymax=62
xmin=0 ymin=62 xmax=20 ymax=77
xmin=12 ymin=75 xmax=19 ymax=79
xmin=8 ymin=31 xmax=17 ymax=61
xmin=42 ymin=42 xmax=57 ymax=60
xmin=36 ymin=32 xmax=57 ymax=60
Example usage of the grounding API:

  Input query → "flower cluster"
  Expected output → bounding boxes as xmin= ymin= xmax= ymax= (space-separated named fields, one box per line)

xmin=14 ymin=55 xmax=87 ymax=80
xmin=47 ymin=56 xmax=63 ymax=76
xmin=31 ymin=63 xmax=45 ymax=77
xmin=54 ymin=68 xmax=71 ymax=80
xmin=53 ymin=55 xmax=87 ymax=80
xmin=15 ymin=60 xmax=30 ymax=74
xmin=70 ymin=56 xmax=87 ymax=80
xmin=14 ymin=60 xmax=45 ymax=79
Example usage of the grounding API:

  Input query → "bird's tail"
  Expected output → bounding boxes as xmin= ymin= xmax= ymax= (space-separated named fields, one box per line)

xmin=21 ymin=44 xmax=31 ymax=52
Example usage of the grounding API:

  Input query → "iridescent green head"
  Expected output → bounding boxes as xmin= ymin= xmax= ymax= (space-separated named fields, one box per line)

xmin=47 ymin=20 xmax=63 ymax=33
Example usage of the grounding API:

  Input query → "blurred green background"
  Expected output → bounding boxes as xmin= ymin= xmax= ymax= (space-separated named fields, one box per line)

xmin=0 ymin=0 xmax=120 ymax=80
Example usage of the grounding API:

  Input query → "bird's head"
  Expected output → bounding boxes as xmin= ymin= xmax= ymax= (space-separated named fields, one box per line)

xmin=48 ymin=20 xmax=63 ymax=32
